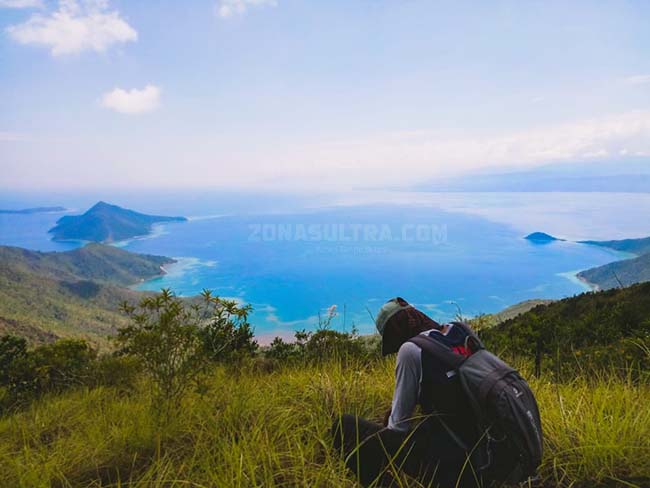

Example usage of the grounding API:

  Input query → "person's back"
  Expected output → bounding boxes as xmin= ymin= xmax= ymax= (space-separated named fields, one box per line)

xmin=332 ymin=298 xmax=485 ymax=487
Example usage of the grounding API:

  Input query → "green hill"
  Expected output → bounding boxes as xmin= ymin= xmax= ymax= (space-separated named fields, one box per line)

xmin=0 ymin=244 xmax=174 ymax=348
xmin=0 ymin=243 xmax=174 ymax=287
xmin=574 ymin=236 xmax=650 ymax=289
xmin=49 ymin=201 xmax=187 ymax=243
xmin=481 ymin=282 xmax=650 ymax=371
xmin=577 ymin=253 xmax=650 ymax=290
xmin=472 ymin=298 xmax=554 ymax=328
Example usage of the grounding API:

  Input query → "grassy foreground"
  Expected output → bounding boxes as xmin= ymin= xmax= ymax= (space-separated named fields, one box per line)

xmin=1 ymin=359 xmax=649 ymax=488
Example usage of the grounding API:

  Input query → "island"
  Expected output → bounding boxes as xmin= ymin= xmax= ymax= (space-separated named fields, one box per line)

xmin=49 ymin=201 xmax=187 ymax=243
xmin=524 ymin=232 xmax=564 ymax=243
xmin=0 ymin=206 xmax=66 ymax=214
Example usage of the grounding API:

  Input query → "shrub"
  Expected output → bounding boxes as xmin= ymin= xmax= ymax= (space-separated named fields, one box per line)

xmin=0 ymin=336 xmax=96 ymax=410
xmin=198 ymin=290 xmax=257 ymax=362
xmin=90 ymin=354 xmax=141 ymax=392
xmin=265 ymin=328 xmax=375 ymax=364
xmin=117 ymin=288 xmax=258 ymax=414
xmin=118 ymin=289 xmax=206 ymax=412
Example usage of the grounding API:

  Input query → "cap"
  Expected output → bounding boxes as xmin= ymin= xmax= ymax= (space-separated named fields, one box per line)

xmin=375 ymin=297 xmax=413 ymax=336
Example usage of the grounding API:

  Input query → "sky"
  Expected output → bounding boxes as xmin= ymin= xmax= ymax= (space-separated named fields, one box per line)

xmin=1 ymin=0 xmax=650 ymax=191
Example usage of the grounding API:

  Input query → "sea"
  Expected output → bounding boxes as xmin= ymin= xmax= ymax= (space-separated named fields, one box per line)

xmin=1 ymin=191 xmax=649 ymax=342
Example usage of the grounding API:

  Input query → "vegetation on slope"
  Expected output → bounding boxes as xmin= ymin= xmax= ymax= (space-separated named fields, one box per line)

xmin=0 ymin=358 xmax=648 ymax=487
xmin=0 ymin=243 xmax=174 ymax=286
xmin=574 ymin=236 xmax=650 ymax=289
xmin=49 ymin=201 xmax=187 ymax=243
xmin=577 ymin=253 xmax=650 ymax=290
xmin=0 ymin=244 xmax=174 ymax=347
xmin=1 ymin=283 xmax=650 ymax=486
xmin=481 ymin=282 xmax=650 ymax=376
xmin=580 ymin=236 xmax=650 ymax=256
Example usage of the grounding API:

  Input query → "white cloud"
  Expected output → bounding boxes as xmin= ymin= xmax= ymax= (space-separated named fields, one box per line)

xmin=623 ymin=74 xmax=650 ymax=85
xmin=0 ymin=0 xmax=43 ymax=8
xmin=259 ymin=110 xmax=650 ymax=187
xmin=6 ymin=0 xmax=137 ymax=56
xmin=100 ymin=85 xmax=161 ymax=114
xmin=216 ymin=0 xmax=277 ymax=18
xmin=0 ymin=131 xmax=29 ymax=141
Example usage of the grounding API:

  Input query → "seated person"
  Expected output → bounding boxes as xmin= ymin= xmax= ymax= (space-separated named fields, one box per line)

xmin=332 ymin=297 xmax=482 ymax=487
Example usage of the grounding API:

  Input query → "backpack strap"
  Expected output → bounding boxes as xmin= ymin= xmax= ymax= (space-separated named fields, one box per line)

xmin=409 ymin=334 xmax=466 ymax=371
xmin=409 ymin=333 xmax=473 ymax=454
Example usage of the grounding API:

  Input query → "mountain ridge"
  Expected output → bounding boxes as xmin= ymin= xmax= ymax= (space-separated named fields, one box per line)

xmin=0 ymin=244 xmax=175 ymax=347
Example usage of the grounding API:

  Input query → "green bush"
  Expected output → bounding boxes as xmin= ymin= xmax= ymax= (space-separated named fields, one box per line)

xmin=198 ymin=290 xmax=257 ymax=362
xmin=0 ymin=336 xmax=97 ymax=410
xmin=265 ymin=328 xmax=375 ymax=364
xmin=117 ymin=289 xmax=207 ymax=411
xmin=90 ymin=354 xmax=141 ymax=392
xmin=117 ymin=288 xmax=258 ymax=414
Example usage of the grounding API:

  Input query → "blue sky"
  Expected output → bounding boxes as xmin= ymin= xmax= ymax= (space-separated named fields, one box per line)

xmin=1 ymin=0 xmax=650 ymax=191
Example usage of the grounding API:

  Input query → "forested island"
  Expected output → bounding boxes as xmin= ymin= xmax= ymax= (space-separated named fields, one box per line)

xmin=49 ymin=201 xmax=187 ymax=243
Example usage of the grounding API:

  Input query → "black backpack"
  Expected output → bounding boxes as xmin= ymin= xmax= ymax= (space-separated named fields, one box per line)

xmin=410 ymin=322 xmax=543 ymax=484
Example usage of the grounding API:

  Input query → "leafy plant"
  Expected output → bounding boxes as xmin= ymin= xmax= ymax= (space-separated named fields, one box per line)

xmin=0 ymin=336 xmax=96 ymax=410
xmin=118 ymin=289 xmax=206 ymax=413
xmin=198 ymin=290 xmax=257 ymax=362
xmin=118 ymin=288 xmax=257 ymax=415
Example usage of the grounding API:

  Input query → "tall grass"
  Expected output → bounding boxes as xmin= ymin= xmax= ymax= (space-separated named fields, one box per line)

xmin=0 ymin=359 xmax=649 ymax=487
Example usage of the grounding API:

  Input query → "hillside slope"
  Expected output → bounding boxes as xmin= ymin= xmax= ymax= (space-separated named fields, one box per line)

xmin=577 ymin=253 xmax=650 ymax=290
xmin=0 ymin=244 xmax=174 ymax=347
xmin=0 ymin=243 xmax=174 ymax=287
xmin=481 ymin=282 xmax=650 ymax=369
xmin=580 ymin=236 xmax=650 ymax=256
xmin=575 ymin=236 xmax=650 ymax=289
xmin=49 ymin=201 xmax=186 ymax=243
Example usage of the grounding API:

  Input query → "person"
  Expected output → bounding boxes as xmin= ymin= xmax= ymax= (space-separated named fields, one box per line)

xmin=332 ymin=297 xmax=483 ymax=487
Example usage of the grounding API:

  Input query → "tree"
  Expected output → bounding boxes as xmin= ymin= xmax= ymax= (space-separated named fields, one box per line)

xmin=118 ymin=289 xmax=206 ymax=413
xmin=118 ymin=288 xmax=257 ymax=415
xmin=198 ymin=290 xmax=257 ymax=362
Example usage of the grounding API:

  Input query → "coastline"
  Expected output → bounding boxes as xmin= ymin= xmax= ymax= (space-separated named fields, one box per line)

xmin=132 ymin=256 xmax=218 ymax=292
xmin=574 ymin=272 xmax=600 ymax=292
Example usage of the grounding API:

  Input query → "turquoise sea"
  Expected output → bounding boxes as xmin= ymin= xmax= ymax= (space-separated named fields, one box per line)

xmin=1 ymin=191 xmax=648 ymax=342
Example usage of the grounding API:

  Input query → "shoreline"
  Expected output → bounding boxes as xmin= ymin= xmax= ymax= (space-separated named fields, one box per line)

xmin=574 ymin=272 xmax=601 ymax=292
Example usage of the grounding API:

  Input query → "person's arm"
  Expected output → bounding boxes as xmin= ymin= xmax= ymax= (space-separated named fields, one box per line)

xmin=387 ymin=341 xmax=421 ymax=433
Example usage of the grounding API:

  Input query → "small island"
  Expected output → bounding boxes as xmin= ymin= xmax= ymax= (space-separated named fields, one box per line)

xmin=524 ymin=232 xmax=564 ymax=243
xmin=0 ymin=206 xmax=66 ymax=215
xmin=49 ymin=201 xmax=187 ymax=243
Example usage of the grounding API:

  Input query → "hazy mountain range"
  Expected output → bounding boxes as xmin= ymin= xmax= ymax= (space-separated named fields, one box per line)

xmin=417 ymin=159 xmax=650 ymax=192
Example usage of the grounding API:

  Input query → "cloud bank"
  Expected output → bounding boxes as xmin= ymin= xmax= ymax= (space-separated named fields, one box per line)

xmin=6 ymin=0 xmax=137 ymax=55
xmin=280 ymin=110 xmax=650 ymax=186
xmin=101 ymin=85 xmax=161 ymax=114
xmin=624 ymin=74 xmax=650 ymax=85
xmin=0 ymin=0 xmax=43 ymax=8
xmin=216 ymin=0 xmax=277 ymax=18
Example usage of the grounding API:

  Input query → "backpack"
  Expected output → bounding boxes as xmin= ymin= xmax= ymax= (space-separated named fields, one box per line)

xmin=409 ymin=322 xmax=543 ymax=484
